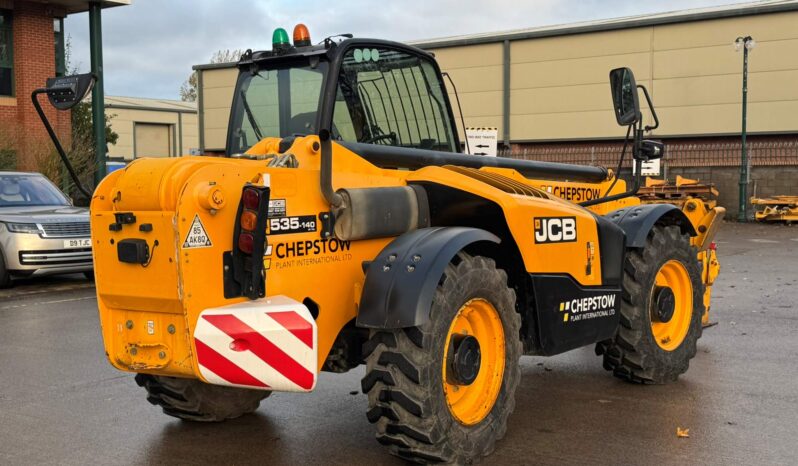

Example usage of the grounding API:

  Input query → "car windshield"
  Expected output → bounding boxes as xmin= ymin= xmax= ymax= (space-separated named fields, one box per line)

xmin=228 ymin=59 xmax=327 ymax=154
xmin=0 ymin=174 xmax=70 ymax=207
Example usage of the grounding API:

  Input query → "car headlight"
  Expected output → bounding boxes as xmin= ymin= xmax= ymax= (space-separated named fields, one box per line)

xmin=4 ymin=222 xmax=41 ymax=234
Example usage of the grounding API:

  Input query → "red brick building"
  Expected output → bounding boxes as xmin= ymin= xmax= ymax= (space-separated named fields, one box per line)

xmin=0 ymin=0 xmax=128 ymax=171
xmin=0 ymin=1 xmax=71 ymax=170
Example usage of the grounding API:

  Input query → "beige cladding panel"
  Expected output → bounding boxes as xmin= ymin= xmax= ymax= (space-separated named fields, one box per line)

xmin=657 ymin=100 xmax=798 ymax=136
xmin=654 ymin=70 xmax=798 ymax=108
xmin=181 ymin=113 xmax=199 ymax=153
xmin=511 ymin=27 xmax=652 ymax=63
xmin=203 ymin=67 xmax=239 ymax=89
xmin=512 ymin=83 xmax=609 ymax=115
xmin=432 ymin=43 xmax=503 ymax=69
xmin=511 ymin=52 xmax=651 ymax=90
xmin=653 ymin=38 xmax=798 ymax=80
xmin=201 ymin=68 xmax=239 ymax=150
xmin=443 ymin=65 xmax=503 ymax=93
xmin=511 ymin=110 xmax=624 ymax=141
xmin=653 ymin=12 xmax=798 ymax=50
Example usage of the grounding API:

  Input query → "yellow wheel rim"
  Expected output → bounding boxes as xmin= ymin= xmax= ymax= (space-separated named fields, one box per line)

xmin=651 ymin=260 xmax=693 ymax=351
xmin=442 ymin=298 xmax=505 ymax=426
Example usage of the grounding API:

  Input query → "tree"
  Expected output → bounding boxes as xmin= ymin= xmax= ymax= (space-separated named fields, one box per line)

xmin=180 ymin=49 xmax=244 ymax=102
xmin=65 ymin=35 xmax=119 ymax=149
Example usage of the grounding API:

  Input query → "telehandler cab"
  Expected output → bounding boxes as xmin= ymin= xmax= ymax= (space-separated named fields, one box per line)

xmin=37 ymin=24 xmax=722 ymax=464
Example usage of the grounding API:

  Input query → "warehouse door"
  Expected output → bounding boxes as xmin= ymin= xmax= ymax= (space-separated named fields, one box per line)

xmin=135 ymin=123 xmax=173 ymax=158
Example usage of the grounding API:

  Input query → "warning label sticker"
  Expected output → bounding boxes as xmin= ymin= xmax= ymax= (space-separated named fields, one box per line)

xmin=268 ymin=199 xmax=286 ymax=218
xmin=183 ymin=214 xmax=212 ymax=249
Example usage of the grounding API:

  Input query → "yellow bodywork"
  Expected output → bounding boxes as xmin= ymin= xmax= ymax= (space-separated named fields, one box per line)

xmin=90 ymin=135 xmax=722 ymax=381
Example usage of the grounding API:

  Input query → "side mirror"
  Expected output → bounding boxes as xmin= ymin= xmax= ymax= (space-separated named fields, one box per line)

xmin=609 ymin=67 xmax=640 ymax=126
xmin=45 ymin=73 xmax=95 ymax=110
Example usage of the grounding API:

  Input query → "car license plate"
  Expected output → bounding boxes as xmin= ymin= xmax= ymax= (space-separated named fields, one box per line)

xmin=64 ymin=238 xmax=92 ymax=248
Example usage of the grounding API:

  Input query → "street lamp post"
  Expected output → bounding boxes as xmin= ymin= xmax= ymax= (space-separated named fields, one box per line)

xmin=735 ymin=35 xmax=755 ymax=222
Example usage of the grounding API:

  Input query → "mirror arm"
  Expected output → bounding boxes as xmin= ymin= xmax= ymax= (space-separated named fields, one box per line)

xmin=31 ymin=88 xmax=92 ymax=199
xmin=580 ymin=120 xmax=643 ymax=208
xmin=637 ymin=84 xmax=659 ymax=132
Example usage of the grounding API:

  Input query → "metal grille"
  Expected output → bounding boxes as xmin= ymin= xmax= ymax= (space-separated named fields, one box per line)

xmin=40 ymin=222 xmax=91 ymax=238
xmin=19 ymin=248 xmax=92 ymax=266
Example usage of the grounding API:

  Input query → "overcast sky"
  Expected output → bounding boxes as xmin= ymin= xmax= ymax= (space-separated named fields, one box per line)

xmin=64 ymin=0 xmax=753 ymax=100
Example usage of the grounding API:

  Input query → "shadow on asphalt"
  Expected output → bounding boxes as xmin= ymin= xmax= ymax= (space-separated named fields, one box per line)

xmin=0 ymin=273 xmax=94 ymax=300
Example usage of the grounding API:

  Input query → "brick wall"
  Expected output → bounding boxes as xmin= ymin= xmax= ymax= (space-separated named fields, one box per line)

xmin=0 ymin=1 xmax=70 ymax=170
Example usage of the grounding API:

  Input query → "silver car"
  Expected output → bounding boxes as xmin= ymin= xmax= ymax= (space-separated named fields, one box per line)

xmin=0 ymin=171 xmax=92 ymax=287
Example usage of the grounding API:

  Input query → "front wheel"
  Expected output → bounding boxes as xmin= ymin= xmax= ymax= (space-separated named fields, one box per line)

xmin=0 ymin=251 xmax=11 ymax=289
xmin=597 ymin=225 xmax=704 ymax=383
xmin=362 ymin=253 xmax=522 ymax=463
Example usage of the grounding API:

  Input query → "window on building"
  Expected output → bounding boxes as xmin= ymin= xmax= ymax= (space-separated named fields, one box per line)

xmin=0 ymin=10 xmax=12 ymax=96
xmin=54 ymin=18 xmax=65 ymax=77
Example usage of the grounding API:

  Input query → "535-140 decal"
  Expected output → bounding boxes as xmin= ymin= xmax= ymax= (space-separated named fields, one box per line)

xmin=268 ymin=215 xmax=318 ymax=235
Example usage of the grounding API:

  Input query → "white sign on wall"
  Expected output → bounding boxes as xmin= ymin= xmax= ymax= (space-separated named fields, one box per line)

xmin=634 ymin=158 xmax=661 ymax=176
xmin=465 ymin=127 xmax=498 ymax=157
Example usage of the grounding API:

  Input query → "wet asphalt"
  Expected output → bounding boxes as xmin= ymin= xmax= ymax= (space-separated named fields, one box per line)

xmin=0 ymin=222 xmax=797 ymax=465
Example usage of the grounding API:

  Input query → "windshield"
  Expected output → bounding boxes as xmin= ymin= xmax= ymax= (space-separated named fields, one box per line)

xmin=0 ymin=174 xmax=70 ymax=207
xmin=228 ymin=60 xmax=327 ymax=154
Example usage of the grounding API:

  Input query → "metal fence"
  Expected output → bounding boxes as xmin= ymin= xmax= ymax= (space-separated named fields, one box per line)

xmin=500 ymin=140 xmax=798 ymax=168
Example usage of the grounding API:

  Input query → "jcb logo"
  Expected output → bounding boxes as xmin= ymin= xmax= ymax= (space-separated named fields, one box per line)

xmin=534 ymin=217 xmax=577 ymax=244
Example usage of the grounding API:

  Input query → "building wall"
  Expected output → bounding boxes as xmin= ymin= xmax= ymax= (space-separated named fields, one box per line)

xmin=0 ymin=1 xmax=70 ymax=170
xmin=199 ymin=67 xmax=238 ymax=151
xmin=107 ymin=106 xmax=198 ymax=160
xmin=427 ymin=9 xmax=798 ymax=143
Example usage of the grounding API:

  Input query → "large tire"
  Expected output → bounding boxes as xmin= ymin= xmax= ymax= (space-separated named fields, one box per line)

xmin=362 ymin=253 xmax=522 ymax=464
xmin=597 ymin=224 xmax=704 ymax=384
xmin=0 ymin=250 xmax=11 ymax=289
xmin=135 ymin=374 xmax=270 ymax=422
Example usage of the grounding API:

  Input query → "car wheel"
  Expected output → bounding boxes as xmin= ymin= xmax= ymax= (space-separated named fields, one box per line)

xmin=0 ymin=251 xmax=11 ymax=289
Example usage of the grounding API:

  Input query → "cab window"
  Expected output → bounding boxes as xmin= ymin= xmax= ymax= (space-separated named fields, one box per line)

xmin=229 ymin=62 xmax=326 ymax=154
xmin=333 ymin=47 xmax=456 ymax=152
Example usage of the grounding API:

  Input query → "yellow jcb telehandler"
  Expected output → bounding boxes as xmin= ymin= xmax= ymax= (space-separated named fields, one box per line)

xmin=35 ymin=24 xmax=722 ymax=464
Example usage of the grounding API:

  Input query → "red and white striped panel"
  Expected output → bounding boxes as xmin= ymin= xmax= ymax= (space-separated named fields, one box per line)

xmin=193 ymin=295 xmax=317 ymax=392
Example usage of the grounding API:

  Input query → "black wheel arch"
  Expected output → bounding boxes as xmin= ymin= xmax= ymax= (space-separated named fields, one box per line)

xmin=357 ymin=226 xmax=500 ymax=329
xmin=606 ymin=203 xmax=697 ymax=249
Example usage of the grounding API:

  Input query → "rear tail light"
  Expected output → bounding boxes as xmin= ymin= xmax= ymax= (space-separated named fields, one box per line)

xmin=242 ymin=188 xmax=260 ymax=210
xmin=238 ymin=232 xmax=254 ymax=254
xmin=709 ymin=241 xmax=717 ymax=251
xmin=225 ymin=183 xmax=271 ymax=300
xmin=240 ymin=210 xmax=258 ymax=231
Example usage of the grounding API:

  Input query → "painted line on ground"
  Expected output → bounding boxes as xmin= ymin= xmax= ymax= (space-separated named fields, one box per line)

xmin=0 ymin=295 xmax=96 ymax=311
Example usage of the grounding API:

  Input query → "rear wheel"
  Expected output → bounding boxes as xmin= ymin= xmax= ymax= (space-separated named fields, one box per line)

xmin=362 ymin=253 xmax=522 ymax=463
xmin=597 ymin=225 xmax=704 ymax=383
xmin=135 ymin=374 xmax=270 ymax=422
